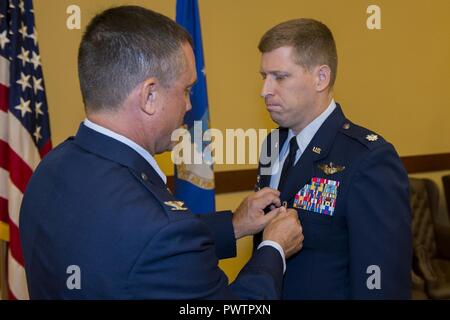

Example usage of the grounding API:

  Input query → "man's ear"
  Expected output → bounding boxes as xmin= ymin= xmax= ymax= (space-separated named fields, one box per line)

xmin=140 ymin=78 xmax=159 ymax=115
xmin=314 ymin=65 xmax=331 ymax=92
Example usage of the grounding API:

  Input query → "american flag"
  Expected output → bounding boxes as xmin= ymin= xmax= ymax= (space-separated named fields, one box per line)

xmin=0 ymin=0 xmax=51 ymax=300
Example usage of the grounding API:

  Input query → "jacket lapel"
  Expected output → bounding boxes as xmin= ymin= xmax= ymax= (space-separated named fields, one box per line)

xmin=257 ymin=127 xmax=289 ymax=189
xmin=73 ymin=123 xmax=167 ymax=189
xmin=278 ymin=104 xmax=347 ymax=204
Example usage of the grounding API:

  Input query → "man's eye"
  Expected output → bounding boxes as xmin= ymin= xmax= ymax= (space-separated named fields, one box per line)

xmin=275 ymin=75 xmax=288 ymax=80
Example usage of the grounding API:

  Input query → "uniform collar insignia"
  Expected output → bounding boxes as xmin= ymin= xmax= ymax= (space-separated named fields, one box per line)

xmin=164 ymin=201 xmax=188 ymax=211
xmin=317 ymin=162 xmax=346 ymax=175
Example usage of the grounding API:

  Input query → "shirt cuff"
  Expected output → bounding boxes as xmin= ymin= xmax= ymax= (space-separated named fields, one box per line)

xmin=257 ymin=240 xmax=286 ymax=273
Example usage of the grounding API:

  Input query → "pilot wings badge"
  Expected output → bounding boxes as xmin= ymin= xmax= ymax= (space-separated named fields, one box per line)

xmin=164 ymin=201 xmax=188 ymax=211
xmin=317 ymin=162 xmax=346 ymax=175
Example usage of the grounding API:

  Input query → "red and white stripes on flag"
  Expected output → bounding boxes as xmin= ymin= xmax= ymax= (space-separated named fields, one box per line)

xmin=0 ymin=0 xmax=52 ymax=300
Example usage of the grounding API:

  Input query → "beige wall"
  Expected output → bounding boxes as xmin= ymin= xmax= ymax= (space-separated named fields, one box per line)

xmin=34 ymin=0 xmax=450 ymax=169
xmin=32 ymin=0 xmax=450 ymax=281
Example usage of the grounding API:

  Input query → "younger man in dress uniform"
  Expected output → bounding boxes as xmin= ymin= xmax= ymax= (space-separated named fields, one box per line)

xmin=254 ymin=18 xmax=412 ymax=299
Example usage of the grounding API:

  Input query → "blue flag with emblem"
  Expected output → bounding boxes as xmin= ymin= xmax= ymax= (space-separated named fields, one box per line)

xmin=175 ymin=0 xmax=215 ymax=214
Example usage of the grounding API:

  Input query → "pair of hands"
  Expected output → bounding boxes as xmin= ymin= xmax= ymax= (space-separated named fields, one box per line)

xmin=232 ymin=187 xmax=304 ymax=258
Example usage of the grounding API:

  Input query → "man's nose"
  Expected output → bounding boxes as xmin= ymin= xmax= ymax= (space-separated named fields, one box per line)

xmin=260 ymin=78 xmax=273 ymax=98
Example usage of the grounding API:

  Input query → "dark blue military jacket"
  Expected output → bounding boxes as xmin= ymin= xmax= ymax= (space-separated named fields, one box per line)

xmin=254 ymin=104 xmax=412 ymax=299
xmin=20 ymin=123 xmax=283 ymax=299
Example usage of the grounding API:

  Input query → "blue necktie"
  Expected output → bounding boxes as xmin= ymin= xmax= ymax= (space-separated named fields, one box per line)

xmin=277 ymin=137 xmax=299 ymax=193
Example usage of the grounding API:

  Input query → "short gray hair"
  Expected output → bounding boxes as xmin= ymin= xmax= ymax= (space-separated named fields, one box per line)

xmin=78 ymin=6 xmax=193 ymax=112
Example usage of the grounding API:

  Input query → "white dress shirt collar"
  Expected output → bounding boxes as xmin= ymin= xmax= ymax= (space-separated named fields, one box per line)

xmin=287 ymin=99 xmax=337 ymax=154
xmin=270 ymin=100 xmax=337 ymax=189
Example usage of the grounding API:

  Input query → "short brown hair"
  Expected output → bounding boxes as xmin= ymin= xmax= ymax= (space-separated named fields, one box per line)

xmin=259 ymin=18 xmax=338 ymax=87
xmin=78 ymin=6 xmax=193 ymax=112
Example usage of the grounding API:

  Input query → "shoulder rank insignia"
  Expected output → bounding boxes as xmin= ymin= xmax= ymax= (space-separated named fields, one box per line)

xmin=318 ymin=162 xmax=345 ymax=175
xmin=366 ymin=134 xmax=378 ymax=142
xmin=164 ymin=201 xmax=188 ymax=211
